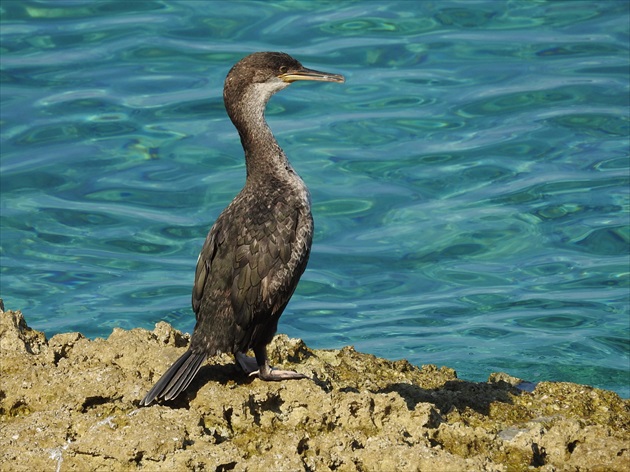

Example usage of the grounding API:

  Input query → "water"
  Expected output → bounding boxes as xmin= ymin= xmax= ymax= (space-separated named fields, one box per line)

xmin=1 ymin=0 xmax=628 ymax=397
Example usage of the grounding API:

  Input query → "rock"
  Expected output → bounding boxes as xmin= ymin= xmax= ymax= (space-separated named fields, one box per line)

xmin=1 ymin=308 xmax=628 ymax=471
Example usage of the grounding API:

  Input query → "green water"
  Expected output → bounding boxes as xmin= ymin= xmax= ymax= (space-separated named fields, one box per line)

xmin=1 ymin=0 xmax=628 ymax=396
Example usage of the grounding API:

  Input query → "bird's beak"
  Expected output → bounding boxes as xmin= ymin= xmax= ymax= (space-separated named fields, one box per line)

xmin=279 ymin=67 xmax=345 ymax=84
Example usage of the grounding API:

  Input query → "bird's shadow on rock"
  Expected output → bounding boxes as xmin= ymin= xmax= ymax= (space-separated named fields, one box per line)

xmin=379 ymin=379 xmax=522 ymax=417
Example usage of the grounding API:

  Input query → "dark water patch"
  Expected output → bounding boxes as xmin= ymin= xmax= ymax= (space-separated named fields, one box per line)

xmin=513 ymin=314 xmax=594 ymax=330
xmin=10 ymin=120 xmax=139 ymax=147
xmin=536 ymin=43 xmax=627 ymax=58
xmin=593 ymin=336 xmax=630 ymax=357
xmin=534 ymin=203 xmax=623 ymax=222
xmin=434 ymin=7 xmax=497 ymax=28
xmin=546 ymin=114 xmax=629 ymax=138
xmin=462 ymin=327 xmax=512 ymax=339
xmin=154 ymin=98 xmax=224 ymax=120
xmin=38 ymin=208 xmax=122 ymax=229
xmin=501 ymin=298 xmax=613 ymax=313
xmin=1 ymin=170 xmax=67 ymax=193
xmin=461 ymin=87 xmax=585 ymax=116
xmin=489 ymin=177 xmax=629 ymax=206
xmin=106 ymin=239 xmax=173 ymax=255
xmin=573 ymin=226 xmax=629 ymax=256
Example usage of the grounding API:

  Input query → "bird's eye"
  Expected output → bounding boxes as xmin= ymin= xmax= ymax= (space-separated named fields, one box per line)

xmin=279 ymin=66 xmax=288 ymax=74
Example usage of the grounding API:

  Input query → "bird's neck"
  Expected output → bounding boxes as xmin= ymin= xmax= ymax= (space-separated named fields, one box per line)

xmin=226 ymin=86 xmax=294 ymax=182
xmin=240 ymin=118 xmax=291 ymax=180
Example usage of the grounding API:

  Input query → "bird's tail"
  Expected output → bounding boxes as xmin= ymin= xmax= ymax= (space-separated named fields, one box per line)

xmin=140 ymin=349 xmax=208 ymax=406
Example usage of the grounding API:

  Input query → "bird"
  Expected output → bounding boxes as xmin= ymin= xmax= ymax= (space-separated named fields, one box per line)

xmin=140 ymin=52 xmax=344 ymax=405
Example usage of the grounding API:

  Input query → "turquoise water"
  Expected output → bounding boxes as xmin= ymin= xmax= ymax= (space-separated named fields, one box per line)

xmin=1 ymin=1 xmax=628 ymax=397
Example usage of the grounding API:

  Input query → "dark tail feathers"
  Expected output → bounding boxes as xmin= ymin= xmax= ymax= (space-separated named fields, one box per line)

xmin=140 ymin=349 xmax=208 ymax=406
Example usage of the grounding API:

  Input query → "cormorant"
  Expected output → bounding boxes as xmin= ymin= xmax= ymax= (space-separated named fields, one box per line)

xmin=140 ymin=52 xmax=344 ymax=405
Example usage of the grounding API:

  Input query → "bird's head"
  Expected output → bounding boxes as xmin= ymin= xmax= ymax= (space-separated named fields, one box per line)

xmin=223 ymin=52 xmax=344 ymax=114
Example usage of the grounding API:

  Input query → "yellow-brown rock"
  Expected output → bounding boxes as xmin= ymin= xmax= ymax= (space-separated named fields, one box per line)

xmin=1 ymin=307 xmax=628 ymax=471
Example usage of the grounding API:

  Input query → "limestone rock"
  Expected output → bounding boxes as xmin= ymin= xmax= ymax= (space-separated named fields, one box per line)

xmin=1 ymin=308 xmax=628 ymax=471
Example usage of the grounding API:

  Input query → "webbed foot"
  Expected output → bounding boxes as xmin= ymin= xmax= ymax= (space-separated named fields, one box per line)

xmin=255 ymin=362 xmax=307 ymax=381
xmin=235 ymin=351 xmax=307 ymax=380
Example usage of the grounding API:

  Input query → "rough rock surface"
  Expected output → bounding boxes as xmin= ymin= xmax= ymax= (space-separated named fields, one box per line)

xmin=1 ymin=306 xmax=628 ymax=471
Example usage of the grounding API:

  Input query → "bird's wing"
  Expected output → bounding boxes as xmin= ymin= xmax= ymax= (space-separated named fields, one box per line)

xmin=192 ymin=221 xmax=225 ymax=317
xmin=230 ymin=206 xmax=313 ymax=330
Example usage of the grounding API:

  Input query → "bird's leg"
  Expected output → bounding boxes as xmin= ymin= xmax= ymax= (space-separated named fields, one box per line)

xmin=235 ymin=351 xmax=259 ymax=375
xmin=250 ymin=345 xmax=307 ymax=381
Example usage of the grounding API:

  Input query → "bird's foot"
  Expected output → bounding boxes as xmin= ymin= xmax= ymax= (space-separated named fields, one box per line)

xmin=253 ymin=361 xmax=307 ymax=381
xmin=235 ymin=352 xmax=306 ymax=380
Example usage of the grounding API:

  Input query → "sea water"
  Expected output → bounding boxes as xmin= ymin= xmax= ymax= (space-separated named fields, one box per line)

xmin=1 ymin=0 xmax=628 ymax=397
